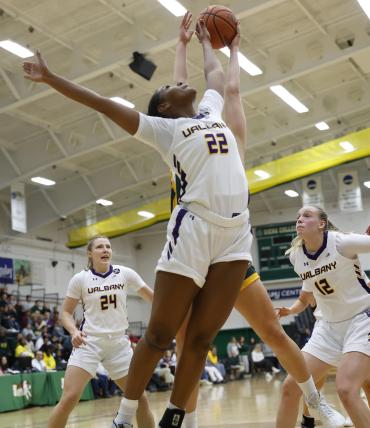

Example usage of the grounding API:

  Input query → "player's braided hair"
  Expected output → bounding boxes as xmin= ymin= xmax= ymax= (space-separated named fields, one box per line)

xmin=147 ymin=89 xmax=167 ymax=118
xmin=285 ymin=206 xmax=339 ymax=255
xmin=86 ymin=235 xmax=110 ymax=269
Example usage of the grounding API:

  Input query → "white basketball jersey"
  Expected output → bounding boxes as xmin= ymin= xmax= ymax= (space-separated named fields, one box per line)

xmin=66 ymin=264 xmax=145 ymax=335
xmin=291 ymin=231 xmax=370 ymax=322
xmin=135 ymin=89 xmax=249 ymax=218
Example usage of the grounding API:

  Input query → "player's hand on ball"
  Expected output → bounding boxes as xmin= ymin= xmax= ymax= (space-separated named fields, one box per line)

xmin=72 ymin=330 xmax=87 ymax=347
xmin=179 ymin=11 xmax=194 ymax=44
xmin=229 ymin=21 xmax=241 ymax=49
xmin=23 ymin=50 xmax=51 ymax=83
xmin=195 ymin=19 xmax=211 ymax=44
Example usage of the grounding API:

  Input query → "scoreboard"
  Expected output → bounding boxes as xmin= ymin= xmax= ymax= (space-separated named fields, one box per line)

xmin=255 ymin=222 xmax=299 ymax=281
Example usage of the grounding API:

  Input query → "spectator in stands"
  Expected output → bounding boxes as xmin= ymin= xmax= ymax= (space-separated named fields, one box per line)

xmin=238 ymin=336 xmax=250 ymax=374
xmin=55 ymin=347 xmax=68 ymax=371
xmin=22 ymin=322 xmax=36 ymax=340
xmin=32 ymin=350 xmax=47 ymax=372
xmin=127 ymin=329 xmax=140 ymax=344
xmin=159 ymin=349 xmax=177 ymax=375
xmin=19 ymin=310 xmax=32 ymax=329
xmin=53 ymin=319 xmax=67 ymax=340
xmin=39 ymin=335 xmax=52 ymax=353
xmin=155 ymin=355 xmax=175 ymax=386
xmin=25 ymin=333 xmax=36 ymax=354
xmin=31 ymin=300 xmax=45 ymax=314
xmin=0 ymin=292 xmax=8 ymax=308
xmin=227 ymin=336 xmax=239 ymax=359
xmin=0 ymin=327 xmax=12 ymax=360
xmin=251 ymin=343 xmax=279 ymax=382
xmin=7 ymin=315 xmax=20 ymax=333
xmin=91 ymin=363 xmax=112 ymax=398
xmin=207 ymin=345 xmax=226 ymax=378
xmin=44 ymin=310 xmax=55 ymax=329
xmin=43 ymin=345 xmax=56 ymax=371
xmin=262 ymin=342 xmax=280 ymax=373
xmin=33 ymin=312 xmax=47 ymax=333
xmin=23 ymin=295 xmax=33 ymax=311
xmin=0 ymin=355 xmax=10 ymax=375
xmin=15 ymin=337 xmax=34 ymax=371
xmin=226 ymin=337 xmax=242 ymax=380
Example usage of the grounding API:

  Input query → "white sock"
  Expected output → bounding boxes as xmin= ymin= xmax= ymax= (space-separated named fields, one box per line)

xmin=184 ymin=410 xmax=198 ymax=428
xmin=297 ymin=376 xmax=319 ymax=404
xmin=115 ymin=397 xmax=138 ymax=425
xmin=168 ymin=402 xmax=183 ymax=410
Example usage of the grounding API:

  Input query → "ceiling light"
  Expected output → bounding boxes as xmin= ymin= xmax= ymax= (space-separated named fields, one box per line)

xmin=364 ymin=181 xmax=370 ymax=188
xmin=284 ymin=189 xmax=299 ymax=198
xmin=339 ymin=141 xmax=355 ymax=152
xmin=270 ymin=85 xmax=309 ymax=113
xmin=31 ymin=177 xmax=56 ymax=186
xmin=357 ymin=0 xmax=370 ymax=20
xmin=254 ymin=169 xmax=271 ymax=179
xmin=220 ymin=48 xmax=263 ymax=76
xmin=138 ymin=210 xmax=155 ymax=219
xmin=315 ymin=121 xmax=330 ymax=131
xmin=157 ymin=0 xmax=186 ymax=16
xmin=110 ymin=97 xmax=135 ymax=108
xmin=96 ymin=199 xmax=113 ymax=206
xmin=0 ymin=40 xmax=34 ymax=58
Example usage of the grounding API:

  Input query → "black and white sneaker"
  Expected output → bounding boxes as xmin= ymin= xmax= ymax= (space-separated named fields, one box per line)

xmin=158 ymin=408 xmax=185 ymax=428
xmin=306 ymin=393 xmax=345 ymax=427
xmin=111 ymin=419 xmax=133 ymax=428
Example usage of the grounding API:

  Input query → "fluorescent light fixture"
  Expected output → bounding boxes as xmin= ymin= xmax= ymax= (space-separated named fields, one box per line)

xmin=96 ymin=199 xmax=113 ymax=206
xmin=363 ymin=181 xmax=370 ymax=188
xmin=254 ymin=169 xmax=271 ymax=180
xmin=110 ymin=97 xmax=135 ymax=109
xmin=157 ymin=0 xmax=186 ymax=16
xmin=270 ymin=85 xmax=309 ymax=113
xmin=357 ymin=0 xmax=370 ymax=20
xmin=315 ymin=121 xmax=330 ymax=131
xmin=284 ymin=189 xmax=299 ymax=198
xmin=138 ymin=210 xmax=155 ymax=219
xmin=220 ymin=47 xmax=263 ymax=76
xmin=31 ymin=177 xmax=56 ymax=186
xmin=0 ymin=40 xmax=34 ymax=58
xmin=339 ymin=141 xmax=355 ymax=152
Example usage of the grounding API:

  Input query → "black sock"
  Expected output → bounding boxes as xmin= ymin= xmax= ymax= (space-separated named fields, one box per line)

xmin=159 ymin=408 xmax=185 ymax=428
xmin=301 ymin=414 xmax=315 ymax=428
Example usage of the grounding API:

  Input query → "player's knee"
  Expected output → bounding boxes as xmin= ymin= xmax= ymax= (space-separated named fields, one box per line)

xmin=59 ymin=390 xmax=80 ymax=410
xmin=145 ymin=327 xmax=173 ymax=351
xmin=258 ymin=322 xmax=286 ymax=348
xmin=336 ymin=379 xmax=358 ymax=404
xmin=281 ymin=376 xmax=301 ymax=399
xmin=187 ymin=332 xmax=213 ymax=355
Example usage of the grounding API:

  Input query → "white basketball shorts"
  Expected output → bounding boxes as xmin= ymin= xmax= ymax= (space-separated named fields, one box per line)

xmin=156 ymin=203 xmax=253 ymax=287
xmin=68 ymin=333 xmax=133 ymax=380
xmin=302 ymin=309 xmax=370 ymax=367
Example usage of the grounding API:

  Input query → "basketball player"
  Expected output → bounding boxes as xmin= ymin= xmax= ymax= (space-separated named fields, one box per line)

xmin=276 ymin=206 xmax=370 ymax=428
xmin=23 ymin=18 xmax=253 ymax=428
xmin=173 ymin=13 xmax=345 ymax=428
xmin=46 ymin=236 xmax=154 ymax=428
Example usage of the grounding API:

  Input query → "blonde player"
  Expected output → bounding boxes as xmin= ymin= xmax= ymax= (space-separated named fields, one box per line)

xmin=276 ymin=206 xmax=370 ymax=428
xmin=173 ymin=13 xmax=344 ymax=428
xmin=24 ymin=17 xmax=253 ymax=428
xmin=46 ymin=236 xmax=154 ymax=428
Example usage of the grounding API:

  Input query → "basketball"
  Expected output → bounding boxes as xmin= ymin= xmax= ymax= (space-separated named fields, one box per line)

xmin=198 ymin=5 xmax=237 ymax=49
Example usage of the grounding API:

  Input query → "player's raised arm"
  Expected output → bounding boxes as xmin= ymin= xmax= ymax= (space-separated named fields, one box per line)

xmin=224 ymin=22 xmax=247 ymax=163
xmin=23 ymin=50 xmax=140 ymax=135
xmin=174 ymin=11 xmax=193 ymax=84
xmin=195 ymin=20 xmax=225 ymax=96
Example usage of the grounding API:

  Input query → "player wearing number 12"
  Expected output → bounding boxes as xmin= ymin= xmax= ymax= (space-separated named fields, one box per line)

xmin=46 ymin=236 xmax=155 ymax=428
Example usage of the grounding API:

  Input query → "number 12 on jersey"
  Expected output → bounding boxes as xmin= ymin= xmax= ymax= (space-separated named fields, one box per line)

xmin=205 ymin=133 xmax=228 ymax=154
xmin=314 ymin=279 xmax=334 ymax=295
xmin=100 ymin=294 xmax=117 ymax=310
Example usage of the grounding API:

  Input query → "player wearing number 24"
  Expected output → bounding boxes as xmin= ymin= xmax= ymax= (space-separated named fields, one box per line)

xmin=45 ymin=236 xmax=155 ymax=428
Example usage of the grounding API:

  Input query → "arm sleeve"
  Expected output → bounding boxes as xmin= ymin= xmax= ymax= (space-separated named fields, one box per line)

xmin=197 ymin=89 xmax=224 ymax=120
xmin=124 ymin=268 xmax=146 ymax=292
xmin=302 ymin=280 xmax=313 ymax=292
xmin=66 ymin=274 xmax=82 ymax=300
xmin=336 ymin=233 xmax=370 ymax=259
xmin=134 ymin=113 xmax=176 ymax=158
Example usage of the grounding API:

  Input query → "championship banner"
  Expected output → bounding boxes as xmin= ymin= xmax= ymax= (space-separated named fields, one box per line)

xmin=302 ymin=177 xmax=324 ymax=207
xmin=14 ymin=259 xmax=31 ymax=285
xmin=0 ymin=257 xmax=14 ymax=284
xmin=338 ymin=171 xmax=363 ymax=212
xmin=11 ymin=183 xmax=27 ymax=233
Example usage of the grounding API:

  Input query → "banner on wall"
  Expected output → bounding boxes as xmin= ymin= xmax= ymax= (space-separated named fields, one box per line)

xmin=0 ymin=257 xmax=14 ymax=284
xmin=267 ymin=287 xmax=301 ymax=301
xmin=338 ymin=171 xmax=363 ymax=212
xmin=14 ymin=259 xmax=31 ymax=285
xmin=11 ymin=183 xmax=27 ymax=233
xmin=302 ymin=177 xmax=324 ymax=207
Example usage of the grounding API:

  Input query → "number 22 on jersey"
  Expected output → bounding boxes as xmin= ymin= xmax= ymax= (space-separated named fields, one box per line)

xmin=205 ymin=133 xmax=228 ymax=154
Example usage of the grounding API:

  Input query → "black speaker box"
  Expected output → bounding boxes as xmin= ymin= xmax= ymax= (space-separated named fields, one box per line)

xmin=129 ymin=51 xmax=157 ymax=81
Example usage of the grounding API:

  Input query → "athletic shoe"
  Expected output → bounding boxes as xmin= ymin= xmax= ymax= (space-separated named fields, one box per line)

xmin=158 ymin=408 xmax=185 ymax=428
xmin=265 ymin=372 xmax=273 ymax=382
xmin=272 ymin=367 xmax=281 ymax=374
xmin=306 ymin=393 xmax=345 ymax=428
xmin=343 ymin=416 xmax=354 ymax=426
xmin=111 ymin=421 xmax=133 ymax=428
